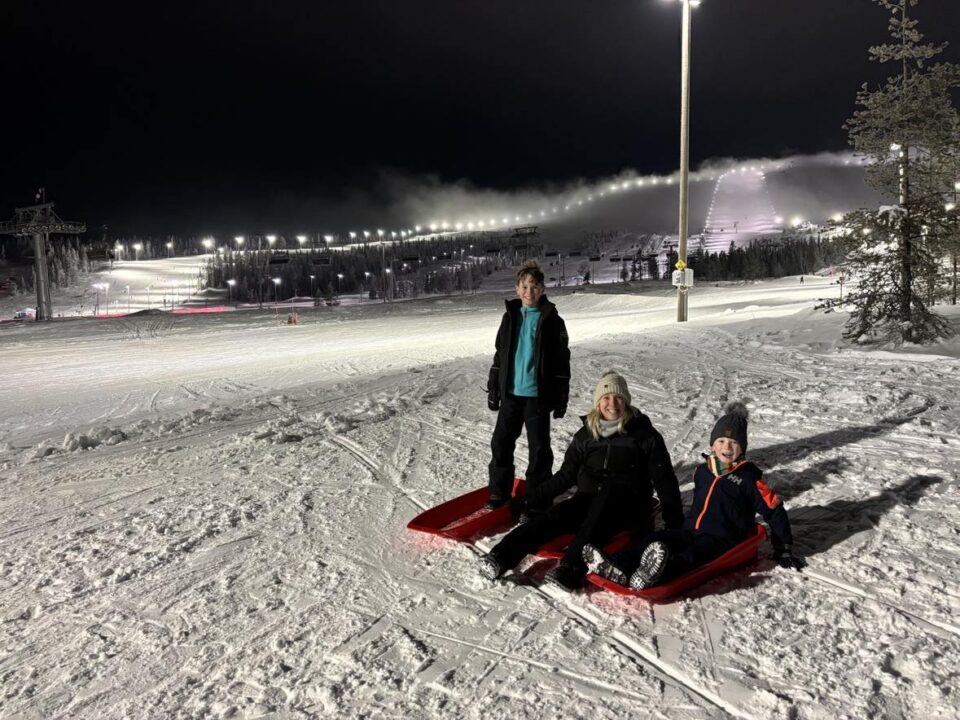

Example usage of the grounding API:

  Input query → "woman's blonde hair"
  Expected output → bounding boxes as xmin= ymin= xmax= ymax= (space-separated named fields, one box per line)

xmin=585 ymin=404 xmax=636 ymax=440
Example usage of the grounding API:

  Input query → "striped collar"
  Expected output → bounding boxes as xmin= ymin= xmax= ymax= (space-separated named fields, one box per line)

xmin=708 ymin=455 xmax=746 ymax=477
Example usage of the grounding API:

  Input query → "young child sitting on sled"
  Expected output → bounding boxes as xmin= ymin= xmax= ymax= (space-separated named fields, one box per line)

xmin=479 ymin=369 xmax=684 ymax=590
xmin=582 ymin=402 xmax=805 ymax=591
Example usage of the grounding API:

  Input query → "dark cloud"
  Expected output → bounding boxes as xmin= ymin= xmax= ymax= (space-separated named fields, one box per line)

xmin=1 ymin=0 xmax=957 ymax=235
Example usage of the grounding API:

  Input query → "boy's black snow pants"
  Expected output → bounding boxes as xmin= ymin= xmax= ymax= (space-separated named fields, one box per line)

xmin=488 ymin=394 xmax=552 ymax=500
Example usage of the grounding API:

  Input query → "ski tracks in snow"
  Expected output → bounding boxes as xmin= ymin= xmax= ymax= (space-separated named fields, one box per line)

xmin=3 ymin=300 xmax=960 ymax=718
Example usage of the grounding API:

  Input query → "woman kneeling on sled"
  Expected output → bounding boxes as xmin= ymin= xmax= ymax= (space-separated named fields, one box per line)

xmin=479 ymin=369 xmax=683 ymax=590
xmin=582 ymin=402 xmax=806 ymax=591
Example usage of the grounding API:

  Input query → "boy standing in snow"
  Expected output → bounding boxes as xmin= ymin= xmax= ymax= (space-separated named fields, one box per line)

xmin=583 ymin=402 xmax=805 ymax=590
xmin=486 ymin=260 xmax=571 ymax=510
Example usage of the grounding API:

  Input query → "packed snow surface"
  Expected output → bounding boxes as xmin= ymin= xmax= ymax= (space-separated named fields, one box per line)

xmin=2 ymin=271 xmax=959 ymax=719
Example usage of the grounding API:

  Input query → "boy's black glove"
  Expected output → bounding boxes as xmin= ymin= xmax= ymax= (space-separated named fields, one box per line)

xmin=553 ymin=393 xmax=568 ymax=420
xmin=773 ymin=544 xmax=806 ymax=571
xmin=487 ymin=368 xmax=500 ymax=411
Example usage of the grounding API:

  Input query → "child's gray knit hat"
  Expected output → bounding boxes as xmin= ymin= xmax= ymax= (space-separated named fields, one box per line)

xmin=710 ymin=401 xmax=749 ymax=451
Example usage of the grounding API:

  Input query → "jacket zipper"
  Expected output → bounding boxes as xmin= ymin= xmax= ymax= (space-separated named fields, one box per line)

xmin=694 ymin=458 xmax=748 ymax=529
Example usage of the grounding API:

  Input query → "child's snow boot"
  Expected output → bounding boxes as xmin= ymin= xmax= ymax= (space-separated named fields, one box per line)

xmin=581 ymin=544 xmax=628 ymax=586
xmin=628 ymin=541 xmax=669 ymax=590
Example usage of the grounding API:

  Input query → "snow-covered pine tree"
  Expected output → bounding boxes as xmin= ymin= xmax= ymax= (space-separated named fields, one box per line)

xmin=842 ymin=0 xmax=960 ymax=344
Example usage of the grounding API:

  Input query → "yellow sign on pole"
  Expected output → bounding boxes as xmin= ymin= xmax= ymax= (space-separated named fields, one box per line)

xmin=675 ymin=259 xmax=687 ymax=271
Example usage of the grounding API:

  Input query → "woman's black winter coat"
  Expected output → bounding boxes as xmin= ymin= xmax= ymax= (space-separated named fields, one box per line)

xmin=526 ymin=412 xmax=684 ymax=529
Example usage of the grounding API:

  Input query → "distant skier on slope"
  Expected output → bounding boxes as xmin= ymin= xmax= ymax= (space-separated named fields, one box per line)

xmin=479 ymin=370 xmax=684 ymax=590
xmin=583 ymin=402 xmax=805 ymax=590
xmin=485 ymin=260 xmax=570 ymax=511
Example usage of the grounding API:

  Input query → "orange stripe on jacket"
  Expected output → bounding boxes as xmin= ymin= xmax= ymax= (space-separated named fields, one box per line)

xmin=694 ymin=476 xmax=720 ymax=529
xmin=756 ymin=479 xmax=781 ymax=509
xmin=695 ymin=458 xmax=751 ymax=529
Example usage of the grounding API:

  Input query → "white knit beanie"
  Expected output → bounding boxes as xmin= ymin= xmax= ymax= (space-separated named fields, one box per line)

xmin=593 ymin=369 xmax=631 ymax=408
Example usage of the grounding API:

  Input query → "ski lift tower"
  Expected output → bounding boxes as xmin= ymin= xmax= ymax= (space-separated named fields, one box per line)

xmin=0 ymin=201 xmax=86 ymax=320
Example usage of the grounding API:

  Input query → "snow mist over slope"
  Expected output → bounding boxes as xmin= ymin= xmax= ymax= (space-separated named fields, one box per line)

xmin=1 ymin=276 xmax=959 ymax=719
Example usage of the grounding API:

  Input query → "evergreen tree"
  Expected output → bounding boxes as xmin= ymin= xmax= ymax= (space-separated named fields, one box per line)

xmin=842 ymin=0 xmax=960 ymax=343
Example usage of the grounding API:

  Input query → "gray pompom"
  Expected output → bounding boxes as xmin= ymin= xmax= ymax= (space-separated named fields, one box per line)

xmin=723 ymin=401 xmax=749 ymax=420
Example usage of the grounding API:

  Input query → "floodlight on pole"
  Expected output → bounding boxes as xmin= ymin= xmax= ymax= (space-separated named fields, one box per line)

xmin=266 ymin=235 xmax=277 ymax=246
xmin=133 ymin=243 xmax=143 ymax=261
xmin=227 ymin=278 xmax=236 ymax=304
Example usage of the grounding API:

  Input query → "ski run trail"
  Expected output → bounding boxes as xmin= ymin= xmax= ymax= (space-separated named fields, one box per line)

xmin=1 ymin=271 xmax=959 ymax=719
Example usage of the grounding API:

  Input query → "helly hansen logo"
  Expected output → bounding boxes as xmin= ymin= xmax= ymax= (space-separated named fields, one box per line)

xmin=728 ymin=474 xmax=744 ymax=486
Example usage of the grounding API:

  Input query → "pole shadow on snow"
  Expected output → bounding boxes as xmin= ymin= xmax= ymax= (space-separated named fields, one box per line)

xmin=750 ymin=400 xmax=933 ymax=469
xmin=790 ymin=474 xmax=942 ymax=558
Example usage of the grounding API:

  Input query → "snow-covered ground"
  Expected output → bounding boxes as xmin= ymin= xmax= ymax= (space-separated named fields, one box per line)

xmin=2 ymin=269 xmax=959 ymax=719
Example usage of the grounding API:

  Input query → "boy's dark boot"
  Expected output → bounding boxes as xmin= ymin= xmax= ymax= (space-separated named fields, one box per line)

xmin=581 ymin=544 xmax=628 ymax=586
xmin=484 ymin=493 xmax=507 ymax=510
xmin=486 ymin=465 xmax=515 ymax=509
xmin=629 ymin=541 xmax=669 ymax=590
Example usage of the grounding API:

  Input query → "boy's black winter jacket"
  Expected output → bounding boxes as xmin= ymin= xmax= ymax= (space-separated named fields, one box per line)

xmin=487 ymin=295 xmax=570 ymax=412
xmin=525 ymin=412 xmax=684 ymax=529
xmin=683 ymin=458 xmax=794 ymax=548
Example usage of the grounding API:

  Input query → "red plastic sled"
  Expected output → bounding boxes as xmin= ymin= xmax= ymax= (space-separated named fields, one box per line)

xmin=586 ymin=524 xmax=768 ymax=602
xmin=408 ymin=481 xmax=660 ymax=557
xmin=407 ymin=479 xmax=528 ymax=540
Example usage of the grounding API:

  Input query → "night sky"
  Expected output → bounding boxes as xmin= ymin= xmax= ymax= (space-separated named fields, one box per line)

xmin=2 ymin=0 xmax=959 ymax=236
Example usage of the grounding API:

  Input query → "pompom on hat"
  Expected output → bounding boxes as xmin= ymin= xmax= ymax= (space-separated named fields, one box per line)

xmin=593 ymin=369 xmax=631 ymax=408
xmin=710 ymin=401 xmax=749 ymax=452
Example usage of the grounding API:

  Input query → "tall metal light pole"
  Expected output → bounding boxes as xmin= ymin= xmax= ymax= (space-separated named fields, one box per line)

xmin=675 ymin=0 xmax=698 ymax=322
